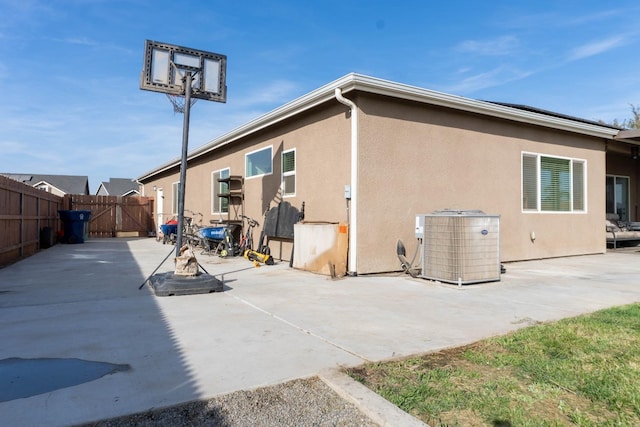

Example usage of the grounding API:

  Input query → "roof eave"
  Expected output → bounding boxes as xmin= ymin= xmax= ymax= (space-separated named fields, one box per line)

xmin=348 ymin=74 xmax=619 ymax=139
xmin=96 ymin=183 xmax=109 ymax=195
xmin=137 ymin=75 xmax=354 ymax=181
xmin=137 ymin=73 xmax=619 ymax=181
xmin=32 ymin=180 xmax=66 ymax=194
xmin=614 ymin=129 xmax=640 ymax=145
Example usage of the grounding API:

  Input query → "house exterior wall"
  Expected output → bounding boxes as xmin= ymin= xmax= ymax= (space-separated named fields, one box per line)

xmin=354 ymin=94 xmax=606 ymax=273
xmin=42 ymin=185 xmax=67 ymax=198
xmin=142 ymin=104 xmax=352 ymax=261
xmin=141 ymin=91 xmax=610 ymax=275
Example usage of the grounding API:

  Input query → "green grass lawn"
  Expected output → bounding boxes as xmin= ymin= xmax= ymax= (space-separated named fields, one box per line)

xmin=347 ymin=303 xmax=640 ymax=426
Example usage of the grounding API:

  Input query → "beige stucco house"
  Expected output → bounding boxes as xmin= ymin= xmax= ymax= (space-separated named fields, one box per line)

xmin=138 ymin=73 xmax=640 ymax=275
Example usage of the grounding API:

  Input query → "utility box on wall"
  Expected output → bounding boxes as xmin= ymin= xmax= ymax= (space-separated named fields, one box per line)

xmin=417 ymin=210 xmax=500 ymax=285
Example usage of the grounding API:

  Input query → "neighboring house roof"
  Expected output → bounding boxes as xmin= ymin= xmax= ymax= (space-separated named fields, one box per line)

xmin=2 ymin=174 xmax=90 ymax=195
xmin=138 ymin=73 xmax=621 ymax=181
xmin=96 ymin=178 xmax=140 ymax=196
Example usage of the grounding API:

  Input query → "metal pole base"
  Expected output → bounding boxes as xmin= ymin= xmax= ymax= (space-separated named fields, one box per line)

xmin=149 ymin=272 xmax=224 ymax=296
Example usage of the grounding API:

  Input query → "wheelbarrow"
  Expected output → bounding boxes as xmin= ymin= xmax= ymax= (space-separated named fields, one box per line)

xmin=198 ymin=224 xmax=241 ymax=257
xmin=160 ymin=221 xmax=178 ymax=245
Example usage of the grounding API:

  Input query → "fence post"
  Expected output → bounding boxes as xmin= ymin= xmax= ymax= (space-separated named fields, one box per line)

xmin=116 ymin=196 xmax=123 ymax=234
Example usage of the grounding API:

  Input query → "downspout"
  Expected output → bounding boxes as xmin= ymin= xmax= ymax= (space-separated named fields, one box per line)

xmin=134 ymin=179 xmax=144 ymax=196
xmin=335 ymin=88 xmax=358 ymax=275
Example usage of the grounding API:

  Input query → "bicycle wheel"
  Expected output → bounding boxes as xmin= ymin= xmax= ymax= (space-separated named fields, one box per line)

xmin=247 ymin=233 xmax=253 ymax=251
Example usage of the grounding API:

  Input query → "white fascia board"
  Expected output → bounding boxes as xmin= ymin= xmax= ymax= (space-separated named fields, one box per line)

xmin=347 ymin=74 xmax=619 ymax=139
xmin=32 ymin=180 xmax=65 ymax=195
xmin=137 ymin=73 xmax=619 ymax=181
xmin=189 ymin=75 xmax=355 ymax=158
xmin=137 ymin=76 xmax=352 ymax=181
xmin=95 ymin=183 xmax=109 ymax=195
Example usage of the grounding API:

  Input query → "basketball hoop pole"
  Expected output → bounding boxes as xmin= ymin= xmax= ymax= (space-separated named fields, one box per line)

xmin=138 ymin=40 xmax=228 ymax=296
xmin=175 ymin=71 xmax=193 ymax=257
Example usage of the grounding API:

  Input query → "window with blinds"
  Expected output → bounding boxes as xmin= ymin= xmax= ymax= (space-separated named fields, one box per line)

xmin=522 ymin=152 xmax=586 ymax=213
xmin=522 ymin=154 xmax=538 ymax=211
xmin=282 ymin=149 xmax=296 ymax=196
xmin=572 ymin=161 xmax=585 ymax=211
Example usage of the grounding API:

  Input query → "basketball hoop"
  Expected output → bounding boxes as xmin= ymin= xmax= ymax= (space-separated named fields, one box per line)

xmin=140 ymin=40 xmax=227 ymax=256
xmin=140 ymin=40 xmax=227 ymax=103
xmin=166 ymin=93 xmax=198 ymax=114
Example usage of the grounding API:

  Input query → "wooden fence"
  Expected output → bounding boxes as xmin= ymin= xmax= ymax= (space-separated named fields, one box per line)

xmin=64 ymin=195 xmax=155 ymax=238
xmin=1 ymin=178 xmax=156 ymax=266
xmin=0 ymin=175 xmax=64 ymax=266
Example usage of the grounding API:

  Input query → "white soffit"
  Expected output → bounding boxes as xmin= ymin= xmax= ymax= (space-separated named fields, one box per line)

xmin=138 ymin=73 xmax=619 ymax=181
xmin=347 ymin=74 xmax=619 ymax=139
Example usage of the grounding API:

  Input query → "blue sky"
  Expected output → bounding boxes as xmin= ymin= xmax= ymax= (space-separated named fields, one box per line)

xmin=1 ymin=0 xmax=639 ymax=193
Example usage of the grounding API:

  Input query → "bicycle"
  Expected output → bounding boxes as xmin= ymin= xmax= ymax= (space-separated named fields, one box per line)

xmin=238 ymin=215 xmax=259 ymax=253
xmin=183 ymin=210 xmax=203 ymax=247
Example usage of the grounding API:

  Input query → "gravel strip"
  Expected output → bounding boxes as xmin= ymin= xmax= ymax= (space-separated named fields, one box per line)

xmin=78 ymin=377 xmax=378 ymax=427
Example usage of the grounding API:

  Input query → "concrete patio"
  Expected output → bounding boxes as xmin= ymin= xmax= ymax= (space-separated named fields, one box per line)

xmin=1 ymin=238 xmax=639 ymax=426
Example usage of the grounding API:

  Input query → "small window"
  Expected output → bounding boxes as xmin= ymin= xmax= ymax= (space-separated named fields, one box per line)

xmin=172 ymin=181 xmax=180 ymax=214
xmin=521 ymin=152 xmax=586 ymax=213
xmin=282 ymin=149 xmax=296 ymax=197
xmin=522 ymin=154 xmax=538 ymax=211
xmin=572 ymin=161 xmax=585 ymax=211
xmin=246 ymin=146 xmax=273 ymax=178
xmin=212 ymin=168 xmax=230 ymax=214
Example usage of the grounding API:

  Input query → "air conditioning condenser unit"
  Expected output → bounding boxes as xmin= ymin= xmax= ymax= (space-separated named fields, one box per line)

xmin=416 ymin=210 xmax=500 ymax=285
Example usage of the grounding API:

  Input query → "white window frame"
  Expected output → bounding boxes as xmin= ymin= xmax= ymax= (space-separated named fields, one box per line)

xmin=281 ymin=148 xmax=296 ymax=197
xmin=171 ymin=181 xmax=180 ymax=215
xmin=211 ymin=168 xmax=230 ymax=214
xmin=245 ymin=145 xmax=273 ymax=179
xmin=521 ymin=152 xmax=587 ymax=214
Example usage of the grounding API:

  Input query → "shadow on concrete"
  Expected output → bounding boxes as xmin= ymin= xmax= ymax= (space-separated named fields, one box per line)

xmin=0 ymin=357 xmax=131 ymax=402
xmin=0 ymin=238 xmax=232 ymax=426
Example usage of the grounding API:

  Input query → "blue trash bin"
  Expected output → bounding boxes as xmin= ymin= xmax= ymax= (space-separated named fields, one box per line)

xmin=58 ymin=210 xmax=92 ymax=243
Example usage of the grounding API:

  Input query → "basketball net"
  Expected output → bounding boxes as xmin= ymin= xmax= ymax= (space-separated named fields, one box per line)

xmin=166 ymin=93 xmax=198 ymax=114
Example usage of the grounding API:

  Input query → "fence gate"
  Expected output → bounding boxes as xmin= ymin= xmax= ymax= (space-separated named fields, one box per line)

xmin=65 ymin=195 xmax=155 ymax=238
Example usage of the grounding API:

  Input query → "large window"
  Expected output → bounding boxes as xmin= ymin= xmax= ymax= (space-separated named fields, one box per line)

xmin=282 ymin=149 xmax=296 ymax=197
xmin=212 ymin=168 xmax=230 ymax=214
xmin=246 ymin=146 xmax=272 ymax=178
xmin=522 ymin=153 xmax=586 ymax=213
xmin=172 ymin=181 xmax=180 ymax=214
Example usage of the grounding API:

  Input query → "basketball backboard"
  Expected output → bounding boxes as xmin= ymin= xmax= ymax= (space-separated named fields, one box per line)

xmin=140 ymin=40 xmax=227 ymax=103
